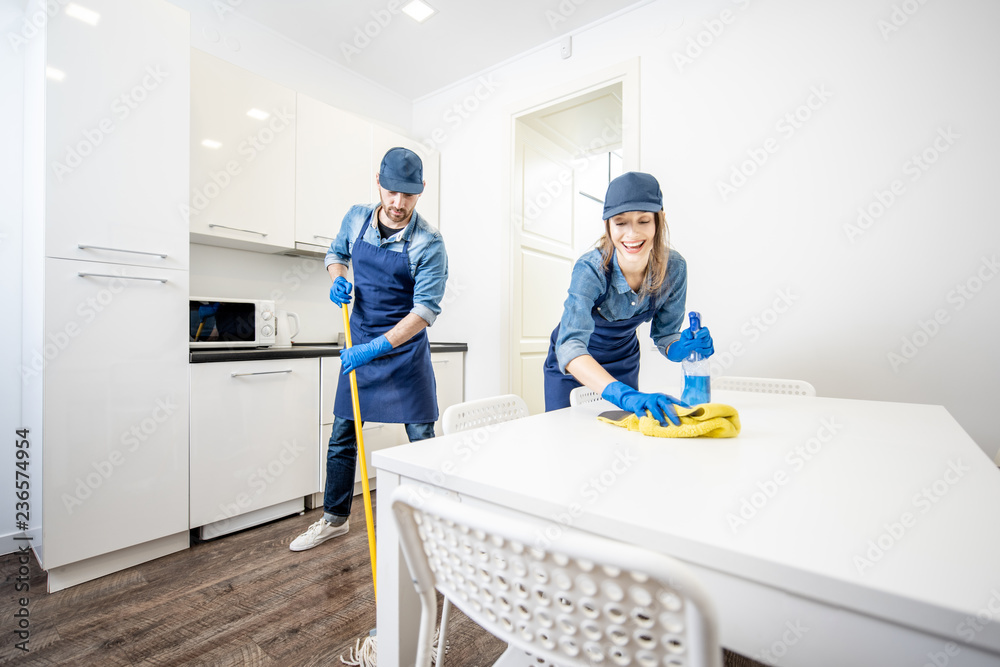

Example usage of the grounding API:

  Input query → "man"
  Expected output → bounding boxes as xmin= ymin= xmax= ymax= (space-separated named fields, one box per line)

xmin=290 ymin=147 xmax=448 ymax=551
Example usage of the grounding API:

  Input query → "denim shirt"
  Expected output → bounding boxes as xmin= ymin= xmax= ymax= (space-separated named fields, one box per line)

xmin=554 ymin=247 xmax=687 ymax=374
xmin=325 ymin=203 xmax=448 ymax=326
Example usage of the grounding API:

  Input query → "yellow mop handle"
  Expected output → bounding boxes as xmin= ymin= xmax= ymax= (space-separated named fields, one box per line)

xmin=343 ymin=304 xmax=377 ymax=599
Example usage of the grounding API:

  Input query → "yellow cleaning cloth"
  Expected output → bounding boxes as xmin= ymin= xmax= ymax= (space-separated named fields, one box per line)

xmin=597 ymin=403 xmax=741 ymax=438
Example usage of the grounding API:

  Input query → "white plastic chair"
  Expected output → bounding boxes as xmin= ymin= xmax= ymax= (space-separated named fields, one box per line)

xmin=441 ymin=394 xmax=529 ymax=435
xmin=713 ymin=376 xmax=816 ymax=397
xmin=392 ymin=486 xmax=723 ymax=667
xmin=569 ymin=385 xmax=602 ymax=407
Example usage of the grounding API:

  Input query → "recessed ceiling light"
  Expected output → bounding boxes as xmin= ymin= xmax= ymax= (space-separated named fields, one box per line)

xmin=46 ymin=67 xmax=66 ymax=81
xmin=201 ymin=139 xmax=222 ymax=149
xmin=65 ymin=3 xmax=100 ymax=25
xmin=246 ymin=108 xmax=270 ymax=120
xmin=402 ymin=0 xmax=436 ymax=23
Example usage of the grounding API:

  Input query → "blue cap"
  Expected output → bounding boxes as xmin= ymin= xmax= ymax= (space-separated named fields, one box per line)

xmin=602 ymin=171 xmax=663 ymax=219
xmin=379 ymin=147 xmax=424 ymax=194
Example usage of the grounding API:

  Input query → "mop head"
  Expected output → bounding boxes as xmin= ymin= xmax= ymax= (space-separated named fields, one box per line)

xmin=598 ymin=403 xmax=741 ymax=438
xmin=339 ymin=627 xmax=448 ymax=666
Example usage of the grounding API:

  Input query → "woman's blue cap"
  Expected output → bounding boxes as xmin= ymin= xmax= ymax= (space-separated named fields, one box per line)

xmin=602 ymin=171 xmax=663 ymax=220
xmin=379 ymin=147 xmax=424 ymax=194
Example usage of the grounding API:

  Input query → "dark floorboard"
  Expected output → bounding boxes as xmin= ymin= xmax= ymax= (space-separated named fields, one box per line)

xmin=0 ymin=492 xmax=765 ymax=666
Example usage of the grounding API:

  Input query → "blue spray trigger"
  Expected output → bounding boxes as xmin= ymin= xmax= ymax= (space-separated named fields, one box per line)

xmin=688 ymin=311 xmax=701 ymax=332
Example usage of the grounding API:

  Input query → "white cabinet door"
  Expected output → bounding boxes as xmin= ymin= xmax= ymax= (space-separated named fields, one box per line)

xmin=190 ymin=358 xmax=319 ymax=528
xmin=432 ymin=351 xmax=465 ymax=436
xmin=43 ymin=0 xmax=189 ymax=270
xmin=41 ymin=258 xmax=189 ymax=570
xmin=295 ymin=95 xmax=373 ymax=254
xmin=189 ymin=50 xmax=296 ymax=253
xmin=372 ymin=124 xmax=440 ymax=228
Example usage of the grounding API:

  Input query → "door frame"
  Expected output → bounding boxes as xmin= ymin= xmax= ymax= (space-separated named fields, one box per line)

xmin=502 ymin=58 xmax=641 ymax=401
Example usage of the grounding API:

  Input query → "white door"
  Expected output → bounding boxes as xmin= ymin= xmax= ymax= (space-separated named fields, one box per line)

xmin=511 ymin=123 xmax=579 ymax=415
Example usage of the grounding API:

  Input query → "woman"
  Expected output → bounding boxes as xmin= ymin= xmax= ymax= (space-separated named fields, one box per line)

xmin=542 ymin=171 xmax=714 ymax=425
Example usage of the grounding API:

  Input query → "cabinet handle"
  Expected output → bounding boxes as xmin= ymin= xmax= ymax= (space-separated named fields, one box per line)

xmin=230 ymin=369 xmax=293 ymax=377
xmin=209 ymin=223 xmax=268 ymax=238
xmin=77 ymin=272 xmax=168 ymax=283
xmin=313 ymin=234 xmax=335 ymax=242
xmin=78 ymin=244 xmax=168 ymax=259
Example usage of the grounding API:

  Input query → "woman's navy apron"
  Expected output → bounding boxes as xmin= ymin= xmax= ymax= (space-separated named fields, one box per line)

xmin=333 ymin=214 xmax=437 ymax=424
xmin=543 ymin=266 xmax=656 ymax=411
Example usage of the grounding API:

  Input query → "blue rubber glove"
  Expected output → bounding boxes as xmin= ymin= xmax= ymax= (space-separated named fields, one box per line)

xmin=329 ymin=277 xmax=353 ymax=308
xmin=601 ymin=381 xmax=687 ymax=426
xmin=666 ymin=326 xmax=715 ymax=362
xmin=340 ymin=335 xmax=393 ymax=374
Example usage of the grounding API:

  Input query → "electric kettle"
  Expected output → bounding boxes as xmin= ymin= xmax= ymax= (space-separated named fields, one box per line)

xmin=274 ymin=310 xmax=300 ymax=348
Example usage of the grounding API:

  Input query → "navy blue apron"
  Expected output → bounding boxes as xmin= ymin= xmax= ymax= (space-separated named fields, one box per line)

xmin=543 ymin=262 xmax=656 ymax=411
xmin=334 ymin=212 xmax=437 ymax=424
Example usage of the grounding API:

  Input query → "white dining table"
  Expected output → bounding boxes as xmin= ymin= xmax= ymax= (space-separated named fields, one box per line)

xmin=373 ymin=389 xmax=1000 ymax=666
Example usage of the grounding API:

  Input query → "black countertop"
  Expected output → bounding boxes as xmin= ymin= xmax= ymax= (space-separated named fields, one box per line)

xmin=189 ymin=342 xmax=468 ymax=363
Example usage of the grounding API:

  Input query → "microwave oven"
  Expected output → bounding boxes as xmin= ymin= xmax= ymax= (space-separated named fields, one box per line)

xmin=189 ymin=297 xmax=276 ymax=348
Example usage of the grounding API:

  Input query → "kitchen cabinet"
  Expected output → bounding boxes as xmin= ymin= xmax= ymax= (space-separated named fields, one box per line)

xmin=42 ymin=0 xmax=190 ymax=271
xmin=372 ymin=124 xmax=441 ymax=227
xmin=190 ymin=358 xmax=320 ymax=539
xmin=311 ymin=349 xmax=464 ymax=508
xmin=189 ymin=49 xmax=296 ymax=253
xmin=22 ymin=0 xmax=191 ymax=592
xmin=294 ymin=94 xmax=373 ymax=256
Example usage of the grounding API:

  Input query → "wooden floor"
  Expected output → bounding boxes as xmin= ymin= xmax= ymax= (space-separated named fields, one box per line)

xmin=0 ymin=493 xmax=765 ymax=666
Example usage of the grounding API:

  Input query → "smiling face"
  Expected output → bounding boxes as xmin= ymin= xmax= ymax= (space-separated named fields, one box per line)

xmin=607 ymin=209 xmax=658 ymax=273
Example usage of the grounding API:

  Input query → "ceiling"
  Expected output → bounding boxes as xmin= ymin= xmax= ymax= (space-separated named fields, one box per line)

xmin=229 ymin=0 xmax=648 ymax=99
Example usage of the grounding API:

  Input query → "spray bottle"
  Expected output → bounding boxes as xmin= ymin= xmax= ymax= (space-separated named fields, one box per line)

xmin=681 ymin=311 xmax=711 ymax=406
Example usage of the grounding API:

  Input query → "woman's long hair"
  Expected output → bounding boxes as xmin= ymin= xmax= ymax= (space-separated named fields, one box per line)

xmin=597 ymin=210 xmax=670 ymax=297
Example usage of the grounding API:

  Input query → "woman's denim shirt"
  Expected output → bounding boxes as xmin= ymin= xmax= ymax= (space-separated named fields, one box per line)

xmin=554 ymin=247 xmax=687 ymax=374
xmin=325 ymin=203 xmax=448 ymax=326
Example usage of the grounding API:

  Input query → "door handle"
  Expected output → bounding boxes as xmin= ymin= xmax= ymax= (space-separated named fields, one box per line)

xmin=209 ymin=224 xmax=268 ymax=238
xmin=77 ymin=272 xmax=168 ymax=283
xmin=230 ymin=369 xmax=294 ymax=377
xmin=78 ymin=244 xmax=168 ymax=258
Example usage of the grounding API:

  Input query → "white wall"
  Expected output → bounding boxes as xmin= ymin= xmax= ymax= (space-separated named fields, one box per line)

xmin=1 ymin=10 xmax=25 ymax=555
xmin=190 ymin=245 xmax=339 ymax=344
xmin=416 ymin=0 xmax=1000 ymax=459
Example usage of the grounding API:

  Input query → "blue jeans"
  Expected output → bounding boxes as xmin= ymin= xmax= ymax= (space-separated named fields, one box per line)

xmin=323 ymin=416 xmax=436 ymax=518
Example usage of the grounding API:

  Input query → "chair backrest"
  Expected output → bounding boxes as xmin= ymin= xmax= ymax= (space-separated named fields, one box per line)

xmin=392 ymin=486 xmax=723 ymax=667
xmin=441 ymin=394 xmax=529 ymax=435
xmin=713 ymin=376 xmax=816 ymax=397
xmin=569 ymin=386 xmax=602 ymax=407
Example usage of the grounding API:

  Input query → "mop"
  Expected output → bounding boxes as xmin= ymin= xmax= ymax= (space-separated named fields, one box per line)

xmin=340 ymin=302 xmax=379 ymax=667
xmin=338 ymin=303 xmax=448 ymax=667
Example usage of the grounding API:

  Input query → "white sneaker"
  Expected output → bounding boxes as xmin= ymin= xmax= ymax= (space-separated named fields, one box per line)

xmin=289 ymin=518 xmax=349 ymax=551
